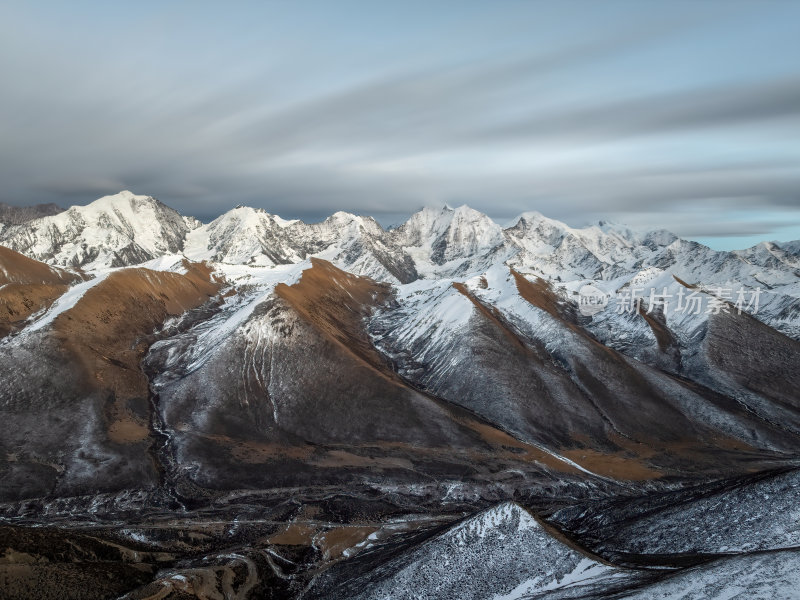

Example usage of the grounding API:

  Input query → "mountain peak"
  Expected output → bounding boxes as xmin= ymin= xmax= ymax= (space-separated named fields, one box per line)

xmin=324 ymin=211 xmax=384 ymax=235
xmin=327 ymin=210 xmax=362 ymax=222
xmin=404 ymin=204 xmax=491 ymax=228
xmin=513 ymin=210 xmax=565 ymax=225
xmin=94 ymin=189 xmax=150 ymax=203
xmin=452 ymin=203 xmax=490 ymax=219
xmin=0 ymin=191 xmax=190 ymax=269
xmin=75 ymin=190 xmax=170 ymax=215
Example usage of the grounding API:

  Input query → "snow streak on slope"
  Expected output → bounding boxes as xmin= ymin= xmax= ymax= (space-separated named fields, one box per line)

xmin=20 ymin=274 xmax=110 ymax=335
xmin=149 ymin=261 xmax=306 ymax=376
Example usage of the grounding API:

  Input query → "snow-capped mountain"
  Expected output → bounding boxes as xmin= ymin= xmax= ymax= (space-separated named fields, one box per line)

xmin=184 ymin=206 xmax=418 ymax=283
xmin=1 ymin=191 xmax=799 ymax=600
xmin=0 ymin=190 xmax=195 ymax=269
xmin=389 ymin=205 xmax=509 ymax=277
xmin=4 ymin=190 xmax=797 ymax=310
xmin=2 ymin=189 xmax=798 ymax=346
xmin=504 ymin=211 xmax=799 ymax=290
xmin=735 ymin=240 xmax=800 ymax=271
xmin=504 ymin=212 xmax=679 ymax=280
xmin=183 ymin=205 xmax=301 ymax=266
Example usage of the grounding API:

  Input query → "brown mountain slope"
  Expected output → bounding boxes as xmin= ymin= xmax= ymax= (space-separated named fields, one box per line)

xmin=0 ymin=260 xmax=223 ymax=501
xmin=54 ymin=261 xmax=222 ymax=405
xmin=0 ymin=245 xmax=82 ymax=286
xmin=144 ymin=259 xmax=596 ymax=500
xmin=507 ymin=272 xmax=800 ymax=474
xmin=274 ymin=257 xmax=397 ymax=377
xmin=373 ymin=268 xmax=800 ymax=483
xmin=0 ymin=245 xmax=87 ymax=337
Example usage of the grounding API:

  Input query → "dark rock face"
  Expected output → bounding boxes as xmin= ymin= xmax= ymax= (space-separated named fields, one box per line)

xmin=0 ymin=202 xmax=64 ymax=225
xmin=550 ymin=468 xmax=800 ymax=560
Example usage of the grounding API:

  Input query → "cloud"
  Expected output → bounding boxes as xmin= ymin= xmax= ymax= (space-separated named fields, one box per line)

xmin=481 ymin=77 xmax=800 ymax=144
xmin=672 ymin=220 xmax=793 ymax=238
xmin=0 ymin=1 xmax=798 ymax=247
xmin=37 ymin=178 xmax=130 ymax=198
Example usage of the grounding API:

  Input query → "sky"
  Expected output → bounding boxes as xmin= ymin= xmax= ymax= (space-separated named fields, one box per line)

xmin=1 ymin=1 xmax=799 ymax=249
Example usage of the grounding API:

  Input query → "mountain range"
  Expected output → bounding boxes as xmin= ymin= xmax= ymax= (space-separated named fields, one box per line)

xmin=1 ymin=190 xmax=799 ymax=599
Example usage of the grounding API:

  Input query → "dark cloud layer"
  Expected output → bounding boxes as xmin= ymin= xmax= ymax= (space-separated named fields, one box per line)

xmin=1 ymin=1 xmax=799 ymax=247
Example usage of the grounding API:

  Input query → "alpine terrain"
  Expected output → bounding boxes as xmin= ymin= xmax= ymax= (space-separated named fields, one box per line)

xmin=1 ymin=190 xmax=799 ymax=599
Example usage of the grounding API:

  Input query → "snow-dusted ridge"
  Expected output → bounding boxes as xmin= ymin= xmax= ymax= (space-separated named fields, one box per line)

xmin=1 ymin=190 xmax=799 ymax=340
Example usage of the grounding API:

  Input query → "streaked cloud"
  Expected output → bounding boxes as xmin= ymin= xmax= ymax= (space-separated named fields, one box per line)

xmin=0 ymin=0 xmax=799 ymax=248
